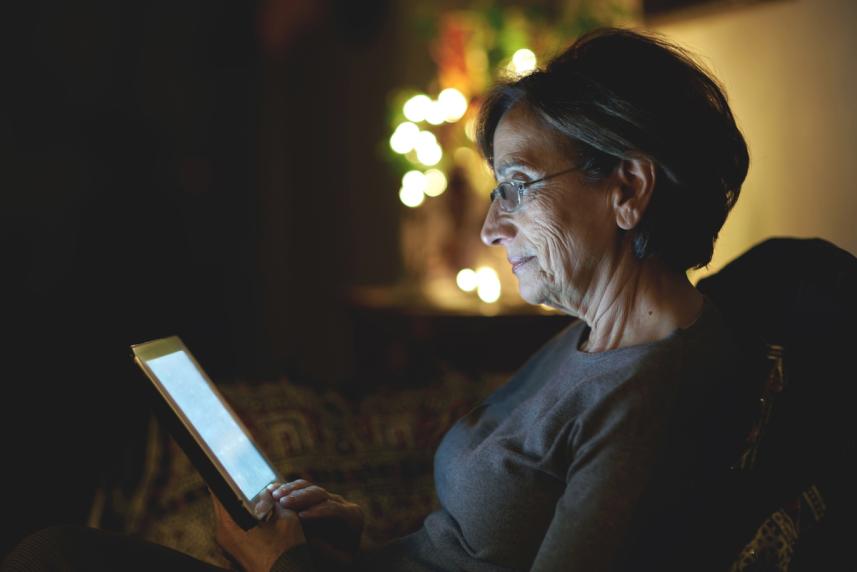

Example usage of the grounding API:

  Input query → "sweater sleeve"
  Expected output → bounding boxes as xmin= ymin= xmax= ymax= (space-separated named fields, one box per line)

xmin=530 ymin=385 xmax=675 ymax=571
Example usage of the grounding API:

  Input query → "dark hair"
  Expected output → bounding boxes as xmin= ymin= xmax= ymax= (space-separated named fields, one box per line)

xmin=476 ymin=28 xmax=749 ymax=271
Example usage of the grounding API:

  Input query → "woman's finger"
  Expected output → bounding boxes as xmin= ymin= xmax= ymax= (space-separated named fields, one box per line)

xmin=298 ymin=499 xmax=364 ymax=531
xmin=296 ymin=499 xmax=343 ymax=519
xmin=271 ymin=479 xmax=313 ymax=499
xmin=278 ymin=485 xmax=330 ymax=511
xmin=265 ymin=481 xmax=283 ymax=494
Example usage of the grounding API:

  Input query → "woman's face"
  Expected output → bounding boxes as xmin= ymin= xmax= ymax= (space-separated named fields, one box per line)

xmin=480 ymin=103 xmax=618 ymax=313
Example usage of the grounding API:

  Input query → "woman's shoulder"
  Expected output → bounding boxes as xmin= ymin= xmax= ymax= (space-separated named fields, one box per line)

xmin=653 ymin=294 xmax=742 ymax=379
xmin=583 ymin=295 xmax=737 ymax=378
xmin=487 ymin=298 xmax=740 ymax=424
xmin=563 ymin=297 xmax=741 ymax=418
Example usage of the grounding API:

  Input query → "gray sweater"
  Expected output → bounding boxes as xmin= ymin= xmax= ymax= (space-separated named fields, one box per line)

xmin=277 ymin=298 xmax=750 ymax=571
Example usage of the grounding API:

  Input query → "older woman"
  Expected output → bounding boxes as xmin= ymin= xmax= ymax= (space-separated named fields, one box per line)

xmin=199 ymin=27 xmax=754 ymax=572
xmin=3 ymin=27 xmax=753 ymax=572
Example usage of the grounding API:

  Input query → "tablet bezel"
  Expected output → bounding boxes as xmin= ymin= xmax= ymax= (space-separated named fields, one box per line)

xmin=131 ymin=335 xmax=281 ymax=529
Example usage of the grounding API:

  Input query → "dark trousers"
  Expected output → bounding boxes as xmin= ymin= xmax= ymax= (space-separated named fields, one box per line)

xmin=2 ymin=526 xmax=228 ymax=572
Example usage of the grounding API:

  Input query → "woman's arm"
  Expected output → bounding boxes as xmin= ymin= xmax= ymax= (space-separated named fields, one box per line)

xmin=530 ymin=396 xmax=674 ymax=571
xmin=212 ymin=489 xmax=307 ymax=572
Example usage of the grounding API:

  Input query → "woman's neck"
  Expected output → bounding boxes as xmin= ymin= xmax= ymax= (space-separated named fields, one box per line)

xmin=578 ymin=256 xmax=704 ymax=353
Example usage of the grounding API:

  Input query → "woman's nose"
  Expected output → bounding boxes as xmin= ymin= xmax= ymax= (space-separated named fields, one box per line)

xmin=480 ymin=201 xmax=516 ymax=246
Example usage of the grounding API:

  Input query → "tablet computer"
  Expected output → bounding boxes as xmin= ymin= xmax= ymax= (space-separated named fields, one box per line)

xmin=131 ymin=335 xmax=281 ymax=530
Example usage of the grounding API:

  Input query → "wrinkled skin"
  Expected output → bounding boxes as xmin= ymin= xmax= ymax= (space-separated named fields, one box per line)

xmin=481 ymin=102 xmax=703 ymax=351
xmin=481 ymin=103 xmax=617 ymax=313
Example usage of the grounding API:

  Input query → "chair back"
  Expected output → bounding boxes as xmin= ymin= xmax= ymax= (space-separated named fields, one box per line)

xmin=697 ymin=237 xmax=857 ymax=571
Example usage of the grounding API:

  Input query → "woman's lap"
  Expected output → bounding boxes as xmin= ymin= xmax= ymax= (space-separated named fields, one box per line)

xmin=2 ymin=526 xmax=228 ymax=572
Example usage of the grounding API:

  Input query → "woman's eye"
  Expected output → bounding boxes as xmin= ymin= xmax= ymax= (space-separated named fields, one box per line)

xmin=521 ymin=181 xmax=548 ymax=202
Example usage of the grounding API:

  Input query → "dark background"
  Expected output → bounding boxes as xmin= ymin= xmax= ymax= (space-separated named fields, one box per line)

xmin=0 ymin=0 xmax=409 ymax=554
xmin=3 ymin=0 xmax=852 ymax=561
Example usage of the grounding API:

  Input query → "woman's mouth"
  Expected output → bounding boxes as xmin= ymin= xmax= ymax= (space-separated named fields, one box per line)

xmin=510 ymin=256 xmax=535 ymax=274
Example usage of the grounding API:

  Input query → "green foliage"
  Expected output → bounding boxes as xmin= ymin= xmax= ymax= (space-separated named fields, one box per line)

xmin=386 ymin=0 xmax=631 ymax=189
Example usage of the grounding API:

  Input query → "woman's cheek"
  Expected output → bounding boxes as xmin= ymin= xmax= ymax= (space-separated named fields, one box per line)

xmin=528 ymin=213 xmax=574 ymax=288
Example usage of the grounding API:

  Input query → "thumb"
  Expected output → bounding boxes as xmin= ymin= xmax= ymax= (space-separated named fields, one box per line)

xmin=255 ymin=490 xmax=275 ymax=519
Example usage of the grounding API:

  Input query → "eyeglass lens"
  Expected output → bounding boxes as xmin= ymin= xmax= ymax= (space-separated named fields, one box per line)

xmin=496 ymin=182 xmax=519 ymax=211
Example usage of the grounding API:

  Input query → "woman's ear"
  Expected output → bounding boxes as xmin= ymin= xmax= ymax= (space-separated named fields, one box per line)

xmin=611 ymin=154 xmax=656 ymax=231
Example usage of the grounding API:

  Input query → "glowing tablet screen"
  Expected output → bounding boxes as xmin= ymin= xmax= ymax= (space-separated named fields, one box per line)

xmin=146 ymin=351 xmax=276 ymax=499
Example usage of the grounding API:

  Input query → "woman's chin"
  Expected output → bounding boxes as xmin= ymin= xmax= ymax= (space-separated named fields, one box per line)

xmin=516 ymin=278 xmax=546 ymax=307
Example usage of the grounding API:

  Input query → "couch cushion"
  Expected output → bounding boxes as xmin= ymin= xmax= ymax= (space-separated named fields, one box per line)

xmin=102 ymin=373 xmax=504 ymax=566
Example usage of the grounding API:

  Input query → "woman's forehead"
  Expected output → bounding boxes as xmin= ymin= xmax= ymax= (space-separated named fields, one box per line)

xmin=493 ymin=104 xmax=570 ymax=173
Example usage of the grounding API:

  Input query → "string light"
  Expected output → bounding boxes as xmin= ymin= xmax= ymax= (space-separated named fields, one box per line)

xmin=425 ymin=100 xmax=446 ymax=125
xmin=389 ymin=122 xmax=420 ymax=154
xmin=415 ymin=131 xmax=442 ymax=166
xmin=403 ymin=94 xmax=432 ymax=122
xmin=417 ymin=145 xmax=442 ymax=166
xmin=475 ymin=266 xmax=501 ymax=303
xmin=423 ymin=169 xmax=447 ymax=197
xmin=509 ymin=48 xmax=537 ymax=76
xmin=415 ymin=130 xmax=437 ymax=148
xmin=399 ymin=185 xmax=425 ymax=207
xmin=438 ymin=88 xmax=468 ymax=122
xmin=456 ymin=268 xmax=478 ymax=292
xmin=402 ymin=170 xmax=427 ymax=194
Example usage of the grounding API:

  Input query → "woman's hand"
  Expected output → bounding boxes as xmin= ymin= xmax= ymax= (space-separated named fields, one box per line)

xmin=212 ymin=489 xmax=306 ymax=572
xmin=271 ymin=480 xmax=365 ymax=566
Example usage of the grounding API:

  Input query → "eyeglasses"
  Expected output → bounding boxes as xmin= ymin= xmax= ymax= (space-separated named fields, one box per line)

xmin=489 ymin=165 xmax=581 ymax=213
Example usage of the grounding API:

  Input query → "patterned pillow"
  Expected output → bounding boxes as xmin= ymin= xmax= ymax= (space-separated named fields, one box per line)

xmin=103 ymin=372 xmax=504 ymax=566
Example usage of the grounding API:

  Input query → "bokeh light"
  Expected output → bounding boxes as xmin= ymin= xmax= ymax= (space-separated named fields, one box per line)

xmin=414 ymin=131 xmax=442 ymax=166
xmin=416 ymin=130 xmax=436 ymax=147
xmin=510 ymin=48 xmax=537 ymax=75
xmin=399 ymin=185 xmax=425 ymax=207
xmin=425 ymin=100 xmax=446 ymax=125
xmin=389 ymin=122 xmax=420 ymax=154
xmin=464 ymin=117 xmax=477 ymax=142
xmin=438 ymin=88 xmax=468 ymax=122
xmin=423 ymin=169 xmax=447 ymax=197
xmin=402 ymin=170 xmax=427 ymax=193
xmin=456 ymin=268 xmax=478 ymax=292
xmin=417 ymin=145 xmax=442 ymax=166
xmin=476 ymin=266 xmax=501 ymax=303
xmin=403 ymin=94 xmax=432 ymax=122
